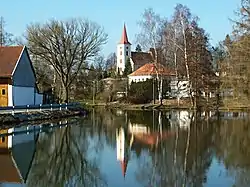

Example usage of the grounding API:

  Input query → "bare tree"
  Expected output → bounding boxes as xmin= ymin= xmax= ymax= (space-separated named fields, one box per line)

xmin=0 ymin=16 xmax=13 ymax=46
xmin=136 ymin=8 xmax=165 ymax=103
xmin=25 ymin=18 xmax=108 ymax=102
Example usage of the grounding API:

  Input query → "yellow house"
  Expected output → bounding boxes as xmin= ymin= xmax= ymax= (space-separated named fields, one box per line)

xmin=0 ymin=128 xmax=22 ymax=184
xmin=0 ymin=129 xmax=13 ymax=152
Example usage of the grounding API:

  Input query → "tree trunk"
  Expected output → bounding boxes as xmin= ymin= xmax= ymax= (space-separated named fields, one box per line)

xmin=61 ymin=82 xmax=69 ymax=103
xmin=181 ymin=18 xmax=193 ymax=107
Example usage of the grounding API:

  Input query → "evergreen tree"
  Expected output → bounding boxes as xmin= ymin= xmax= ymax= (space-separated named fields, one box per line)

xmin=123 ymin=57 xmax=132 ymax=76
xmin=135 ymin=44 xmax=142 ymax=52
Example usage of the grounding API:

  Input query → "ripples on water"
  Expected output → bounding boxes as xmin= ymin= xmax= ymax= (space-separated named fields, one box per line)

xmin=0 ymin=109 xmax=249 ymax=187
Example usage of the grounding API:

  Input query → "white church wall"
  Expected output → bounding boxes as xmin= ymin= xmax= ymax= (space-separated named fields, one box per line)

xmin=117 ymin=44 xmax=131 ymax=75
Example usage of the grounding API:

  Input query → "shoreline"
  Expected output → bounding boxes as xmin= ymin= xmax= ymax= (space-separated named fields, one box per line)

xmin=0 ymin=108 xmax=88 ymax=126
xmin=85 ymin=103 xmax=250 ymax=112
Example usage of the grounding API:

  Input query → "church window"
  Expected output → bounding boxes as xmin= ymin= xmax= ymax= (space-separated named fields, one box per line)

xmin=120 ymin=51 xmax=122 ymax=55
xmin=126 ymin=47 xmax=128 ymax=49
xmin=120 ymin=59 xmax=122 ymax=63
xmin=126 ymin=51 xmax=128 ymax=56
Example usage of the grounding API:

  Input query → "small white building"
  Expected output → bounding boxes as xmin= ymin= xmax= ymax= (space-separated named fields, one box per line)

xmin=0 ymin=46 xmax=43 ymax=107
xmin=128 ymin=62 xmax=175 ymax=84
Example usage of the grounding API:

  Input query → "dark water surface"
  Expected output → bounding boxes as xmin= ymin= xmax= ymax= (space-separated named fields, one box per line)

xmin=0 ymin=109 xmax=250 ymax=187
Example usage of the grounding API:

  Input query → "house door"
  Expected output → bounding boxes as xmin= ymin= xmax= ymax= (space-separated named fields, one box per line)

xmin=0 ymin=85 xmax=8 ymax=107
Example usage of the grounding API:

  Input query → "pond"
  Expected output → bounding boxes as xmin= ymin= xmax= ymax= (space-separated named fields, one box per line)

xmin=0 ymin=109 xmax=250 ymax=187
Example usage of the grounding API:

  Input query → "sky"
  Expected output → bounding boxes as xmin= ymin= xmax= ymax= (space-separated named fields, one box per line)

xmin=1 ymin=0 xmax=240 ymax=57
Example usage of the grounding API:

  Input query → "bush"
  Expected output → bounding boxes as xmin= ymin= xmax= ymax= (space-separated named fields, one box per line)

xmin=128 ymin=79 xmax=170 ymax=104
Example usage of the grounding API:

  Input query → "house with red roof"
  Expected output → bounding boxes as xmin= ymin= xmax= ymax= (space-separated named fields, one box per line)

xmin=0 ymin=46 xmax=43 ymax=107
xmin=116 ymin=24 xmax=191 ymax=98
xmin=127 ymin=63 xmax=176 ymax=84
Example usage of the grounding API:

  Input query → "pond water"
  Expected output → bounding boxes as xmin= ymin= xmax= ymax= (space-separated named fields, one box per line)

xmin=0 ymin=109 xmax=250 ymax=187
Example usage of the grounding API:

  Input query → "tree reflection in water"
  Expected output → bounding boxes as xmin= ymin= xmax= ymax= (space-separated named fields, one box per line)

xmin=26 ymin=122 xmax=107 ymax=187
xmin=214 ymin=113 xmax=250 ymax=187
xmin=22 ymin=109 xmax=250 ymax=187
xmin=126 ymin=110 xmax=214 ymax=187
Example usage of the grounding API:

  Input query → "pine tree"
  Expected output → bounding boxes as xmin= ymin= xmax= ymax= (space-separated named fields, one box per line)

xmin=135 ymin=44 xmax=142 ymax=52
xmin=123 ymin=57 xmax=132 ymax=76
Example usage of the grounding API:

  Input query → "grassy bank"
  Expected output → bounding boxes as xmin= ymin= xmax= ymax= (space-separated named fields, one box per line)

xmin=82 ymin=99 xmax=250 ymax=112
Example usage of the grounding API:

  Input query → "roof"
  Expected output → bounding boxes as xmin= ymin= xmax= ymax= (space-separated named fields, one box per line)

xmin=120 ymin=159 xmax=128 ymax=178
xmin=0 ymin=153 xmax=22 ymax=183
xmin=128 ymin=63 xmax=175 ymax=77
xmin=0 ymin=46 xmax=24 ymax=77
xmin=131 ymin=52 xmax=153 ymax=66
xmin=119 ymin=24 xmax=131 ymax=45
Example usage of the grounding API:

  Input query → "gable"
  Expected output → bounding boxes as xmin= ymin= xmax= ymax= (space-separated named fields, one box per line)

xmin=0 ymin=46 xmax=23 ymax=77
xmin=12 ymin=48 xmax=36 ymax=87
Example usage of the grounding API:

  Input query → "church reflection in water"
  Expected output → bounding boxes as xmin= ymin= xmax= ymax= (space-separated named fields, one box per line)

xmin=116 ymin=111 xmax=175 ymax=178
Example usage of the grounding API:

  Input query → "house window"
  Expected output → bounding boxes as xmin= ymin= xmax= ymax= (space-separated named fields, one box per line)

xmin=120 ymin=59 xmax=122 ymax=63
xmin=1 ymin=137 xmax=5 ymax=143
xmin=126 ymin=51 xmax=129 ymax=56
xmin=2 ymin=89 xmax=6 ymax=95
xmin=120 ymin=51 xmax=122 ymax=55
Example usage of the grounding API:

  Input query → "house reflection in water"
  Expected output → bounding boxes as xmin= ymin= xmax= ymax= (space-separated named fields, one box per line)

xmin=0 ymin=126 xmax=38 ymax=186
xmin=116 ymin=121 xmax=174 ymax=178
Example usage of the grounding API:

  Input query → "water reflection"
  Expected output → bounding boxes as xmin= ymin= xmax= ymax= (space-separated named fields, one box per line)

xmin=0 ymin=110 xmax=250 ymax=187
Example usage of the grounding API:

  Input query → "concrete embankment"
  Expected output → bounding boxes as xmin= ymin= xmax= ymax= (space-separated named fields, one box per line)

xmin=0 ymin=108 xmax=87 ymax=125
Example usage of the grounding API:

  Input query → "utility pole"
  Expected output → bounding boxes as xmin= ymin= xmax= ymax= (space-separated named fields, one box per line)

xmin=92 ymin=80 xmax=95 ymax=105
xmin=0 ymin=17 xmax=4 ymax=46
xmin=153 ymin=78 xmax=155 ymax=104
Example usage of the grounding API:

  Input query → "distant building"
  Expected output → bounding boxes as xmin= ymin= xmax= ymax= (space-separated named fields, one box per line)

xmin=128 ymin=63 xmax=175 ymax=84
xmin=0 ymin=46 xmax=43 ymax=107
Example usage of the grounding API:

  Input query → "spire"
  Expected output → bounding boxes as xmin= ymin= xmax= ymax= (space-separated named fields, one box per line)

xmin=120 ymin=159 xmax=128 ymax=178
xmin=119 ymin=24 xmax=131 ymax=45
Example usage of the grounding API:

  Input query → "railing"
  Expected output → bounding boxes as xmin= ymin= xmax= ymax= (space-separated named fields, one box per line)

xmin=0 ymin=102 xmax=81 ymax=114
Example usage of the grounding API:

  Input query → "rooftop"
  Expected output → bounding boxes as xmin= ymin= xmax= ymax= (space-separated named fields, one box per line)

xmin=128 ymin=63 xmax=175 ymax=77
xmin=0 ymin=46 xmax=24 ymax=77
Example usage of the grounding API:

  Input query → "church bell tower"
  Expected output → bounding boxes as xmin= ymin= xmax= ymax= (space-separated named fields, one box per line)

xmin=117 ymin=24 xmax=131 ymax=75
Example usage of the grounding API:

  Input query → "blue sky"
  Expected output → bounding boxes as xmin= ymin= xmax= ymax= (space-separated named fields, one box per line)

xmin=1 ymin=0 xmax=240 ymax=57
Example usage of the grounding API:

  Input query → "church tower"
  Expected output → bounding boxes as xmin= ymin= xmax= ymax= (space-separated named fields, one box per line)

xmin=117 ymin=24 xmax=131 ymax=75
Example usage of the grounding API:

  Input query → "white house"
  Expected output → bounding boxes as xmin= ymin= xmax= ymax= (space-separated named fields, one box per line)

xmin=0 ymin=46 xmax=43 ymax=107
xmin=127 ymin=63 xmax=176 ymax=85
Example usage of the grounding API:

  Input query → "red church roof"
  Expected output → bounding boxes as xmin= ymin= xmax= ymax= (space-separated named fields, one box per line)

xmin=119 ymin=24 xmax=131 ymax=45
xmin=120 ymin=159 xmax=128 ymax=178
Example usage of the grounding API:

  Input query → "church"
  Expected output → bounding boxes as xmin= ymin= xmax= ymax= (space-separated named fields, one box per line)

xmin=116 ymin=24 xmax=156 ymax=75
xmin=116 ymin=24 xmax=189 ymax=98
